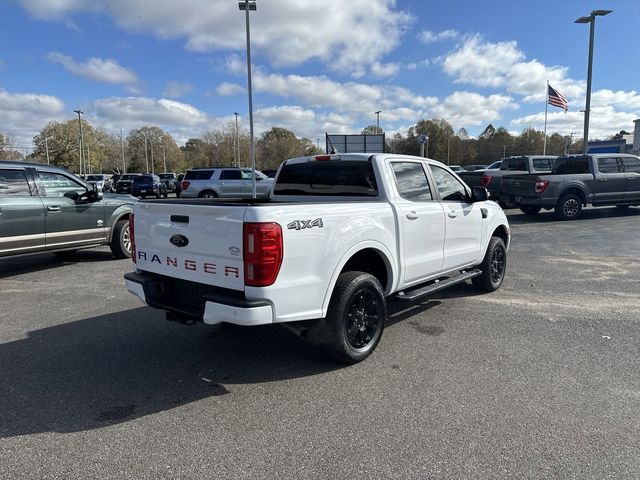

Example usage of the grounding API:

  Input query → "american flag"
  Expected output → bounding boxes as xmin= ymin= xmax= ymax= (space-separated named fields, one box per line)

xmin=548 ymin=84 xmax=568 ymax=112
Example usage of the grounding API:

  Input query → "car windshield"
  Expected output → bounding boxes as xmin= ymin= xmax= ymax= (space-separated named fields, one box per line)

xmin=134 ymin=175 xmax=154 ymax=182
xmin=85 ymin=175 xmax=104 ymax=181
xmin=158 ymin=174 xmax=175 ymax=179
xmin=120 ymin=175 xmax=138 ymax=180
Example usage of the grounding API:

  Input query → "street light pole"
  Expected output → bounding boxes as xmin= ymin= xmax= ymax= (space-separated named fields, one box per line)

xmin=73 ymin=110 xmax=84 ymax=175
xmin=234 ymin=112 xmax=240 ymax=167
xmin=239 ymin=0 xmax=257 ymax=198
xmin=575 ymin=9 xmax=612 ymax=155
xmin=144 ymin=136 xmax=149 ymax=173
xmin=45 ymin=136 xmax=50 ymax=165
xmin=375 ymin=110 xmax=381 ymax=131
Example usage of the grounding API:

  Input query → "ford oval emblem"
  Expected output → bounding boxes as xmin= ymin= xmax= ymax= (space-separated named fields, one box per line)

xmin=170 ymin=234 xmax=189 ymax=248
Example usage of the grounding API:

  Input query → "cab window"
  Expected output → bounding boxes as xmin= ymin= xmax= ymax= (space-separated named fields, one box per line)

xmin=38 ymin=171 xmax=86 ymax=197
xmin=429 ymin=165 xmax=468 ymax=201
xmin=0 ymin=169 xmax=32 ymax=196
xmin=597 ymin=157 xmax=622 ymax=174
xmin=391 ymin=162 xmax=432 ymax=202
xmin=221 ymin=170 xmax=242 ymax=180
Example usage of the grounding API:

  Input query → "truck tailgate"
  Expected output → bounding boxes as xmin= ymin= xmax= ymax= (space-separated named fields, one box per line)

xmin=133 ymin=202 xmax=246 ymax=290
xmin=501 ymin=175 xmax=540 ymax=196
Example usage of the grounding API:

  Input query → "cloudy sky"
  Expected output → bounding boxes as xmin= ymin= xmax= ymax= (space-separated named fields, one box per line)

xmin=1 ymin=0 xmax=639 ymax=149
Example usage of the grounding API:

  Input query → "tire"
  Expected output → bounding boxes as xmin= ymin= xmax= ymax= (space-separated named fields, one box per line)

xmin=520 ymin=206 xmax=541 ymax=216
xmin=198 ymin=190 xmax=218 ymax=199
xmin=555 ymin=193 xmax=582 ymax=220
xmin=316 ymin=271 xmax=386 ymax=364
xmin=109 ymin=219 xmax=132 ymax=259
xmin=472 ymin=236 xmax=507 ymax=292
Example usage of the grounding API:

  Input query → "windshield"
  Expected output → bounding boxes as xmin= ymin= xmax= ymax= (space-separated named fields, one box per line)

xmin=134 ymin=175 xmax=154 ymax=182
xmin=158 ymin=174 xmax=175 ymax=179
xmin=120 ymin=175 xmax=138 ymax=181
xmin=85 ymin=175 xmax=104 ymax=181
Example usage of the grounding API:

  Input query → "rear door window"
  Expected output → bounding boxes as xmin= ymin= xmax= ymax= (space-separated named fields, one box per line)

xmin=220 ymin=170 xmax=242 ymax=180
xmin=0 ymin=169 xmax=32 ymax=196
xmin=597 ymin=157 xmax=622 ymax=174
xmin=391 ymin=162 xmax=432 ymax=201
xmin=552 ymin=158 xmax=590 ymax=174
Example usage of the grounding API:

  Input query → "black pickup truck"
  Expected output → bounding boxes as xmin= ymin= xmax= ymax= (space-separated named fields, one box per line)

xmin=458 ymin=155 xmax=557 ymax=204
xmin=500 ymin=154 xmax=640 ymax=219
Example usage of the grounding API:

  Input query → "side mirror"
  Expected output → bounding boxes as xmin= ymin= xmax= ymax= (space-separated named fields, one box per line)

xmin=90 ymin=185 xmax=104 ymax=202
xmin=470 ymin=186 xmax=488 ymax=202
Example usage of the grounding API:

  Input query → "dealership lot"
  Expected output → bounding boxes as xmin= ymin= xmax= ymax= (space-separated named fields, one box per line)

xmin=1 ymin=207 xmax=640 ymax=479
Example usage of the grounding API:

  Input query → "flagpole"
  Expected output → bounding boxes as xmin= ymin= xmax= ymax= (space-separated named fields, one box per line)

xmin=543 ymin=80 xmax=548 ymax=155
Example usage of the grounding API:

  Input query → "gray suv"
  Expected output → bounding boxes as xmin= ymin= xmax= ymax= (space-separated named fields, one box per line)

xmin=179 ymin=168 xmax=274 ymax=199
xmin=0 ymin=161 xmax=135 ymax=259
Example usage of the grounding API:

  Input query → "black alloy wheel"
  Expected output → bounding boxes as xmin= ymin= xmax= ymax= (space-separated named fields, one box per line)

xmin=345 ymin=288 xmax=382 ymax=349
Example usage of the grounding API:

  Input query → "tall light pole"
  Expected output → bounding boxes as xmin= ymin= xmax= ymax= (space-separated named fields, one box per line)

xmin=374 ymin=110 xmax=381 ymax=131
xmin=234 ymin=112 xmax=240 ymax=167
xmin=575 ymin=9 xmax=612 ymax=155
xmin=73 ymin=109 xmax=84 ymax=175
xmin=143 ymin=136 xmax=149 ymax=173
xmin=239 ymin=0 xmax=257 ymax=198
xmin=150 ymin=139 xmax=155 ymax=174
xmin=120 ymin=129 xmax=126 ymax=173
xmin=44 ymin=136 xmax=51 ymax=165
xmin=447 ymin=137 xmax=451 ymax=165
xmin=160 ymin=144 xmax=167 ymax=173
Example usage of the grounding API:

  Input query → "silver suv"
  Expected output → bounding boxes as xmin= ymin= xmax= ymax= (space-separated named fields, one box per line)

xmin=180 ymin=168 xmax=274 ymax=198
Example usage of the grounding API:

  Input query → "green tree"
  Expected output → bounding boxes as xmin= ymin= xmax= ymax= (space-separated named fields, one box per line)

xmin=513 ymin=127 xmax=544 ymax=155
xmin=414 ymin=118 xmax=455 ymax=161
xmin=0 ymin=133 xmax=23 ymax=160
xmin=257 ymin=127 xmax=305 ymax=170
xmin=126 ymin=127 xmax=184 ymax=173
xmin=361 ymin=125 xmax=383 ymax=135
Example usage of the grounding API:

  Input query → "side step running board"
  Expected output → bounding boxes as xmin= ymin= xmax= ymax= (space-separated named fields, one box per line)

xmin=394 ymin=269 xmax=482 ymax=302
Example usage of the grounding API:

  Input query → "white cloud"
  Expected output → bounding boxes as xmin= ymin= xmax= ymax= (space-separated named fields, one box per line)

xmin=0 ymin=88 xmax=66 ymax=146
xmin=47 ymin=52 xmax=140 ymax=91
xmin=216 ymin=82 xmax=245 ymax=96
xmin=441 ymin=35 xmax=583 ymax=102
xmin=432 ymin=91 xmax=518 ymax=129
xmin=406 ymin=59 xmax=430 ymax=70
xmin=92 ymin=97 xmax=208 ymax=129
xmin=591 ymin=89 xmax=640 ymax=110
xmin=371 ymin=61 xmax=400 ymax=78
xmin=21 ymin=0 xmax=413 ymax=77
xmin=253 ymin=105 xmax=354 ymax=139
xmin=418 ymin=29 xmax=459 ymax=44
xmin=162 ymin=81 xmax=193 ymax=98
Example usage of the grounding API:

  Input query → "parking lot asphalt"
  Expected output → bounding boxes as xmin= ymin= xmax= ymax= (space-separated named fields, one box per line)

xmin=1 ymin=206 xmax=639 ymax=479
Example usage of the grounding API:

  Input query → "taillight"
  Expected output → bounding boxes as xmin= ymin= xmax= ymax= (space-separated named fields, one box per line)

xmin=481 ymin=175 xmax=493 ymax=187
xmin=243 ymin=222 xmax=283 ymax=287
xmin=129 ymin=214 xmax=136 ymax=263
xmin=314 ymin=154 xmax=340 ymax=161
xmin=181 ymin=181 xmax=190 ymax=190
xmin=535 ymin=180 xmax=549 ymax=193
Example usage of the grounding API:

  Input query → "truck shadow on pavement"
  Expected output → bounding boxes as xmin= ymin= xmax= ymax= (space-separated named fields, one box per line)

xmin=0 ymin=250 xmax=119 ymax=279
xmin=505 ymin=205 xmax=640 ymax=225
xmin=0 ymin=307 xmax=341 ymax=438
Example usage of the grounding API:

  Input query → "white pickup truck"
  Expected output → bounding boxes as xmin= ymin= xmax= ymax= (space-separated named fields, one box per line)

xmin=125 ymin=153 xmax=510 ymax=362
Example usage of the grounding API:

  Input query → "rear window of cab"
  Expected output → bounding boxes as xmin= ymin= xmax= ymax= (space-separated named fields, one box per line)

xmin=274 ymin=160 xmax=378 ymax=196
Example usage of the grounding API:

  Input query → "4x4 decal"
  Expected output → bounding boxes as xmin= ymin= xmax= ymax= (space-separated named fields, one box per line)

xmin=287 ymin=218 xmax=324 ymax=230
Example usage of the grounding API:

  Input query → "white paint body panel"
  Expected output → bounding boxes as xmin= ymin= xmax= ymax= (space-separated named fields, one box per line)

xmin=128 ymin=154 xmax=510 ymax=326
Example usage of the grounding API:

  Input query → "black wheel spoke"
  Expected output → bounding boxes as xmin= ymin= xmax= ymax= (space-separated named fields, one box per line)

xmin=344 ymin=287 xmax=381 ymax=349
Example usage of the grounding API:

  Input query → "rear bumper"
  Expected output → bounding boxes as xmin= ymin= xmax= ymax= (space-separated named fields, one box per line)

xmin=500 ymin=194 xmax=555 ymax=209
xmin=124 ymin=271 xmax=273 ymax=326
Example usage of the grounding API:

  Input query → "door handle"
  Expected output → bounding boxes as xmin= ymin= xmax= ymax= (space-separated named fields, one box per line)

xmin=447 ymin=210 xmax=458 ymax=218
xmin=47 ymin=205 xmax=61 ymax=212
xmin=405 ymin=211 xmax=418 ymax=220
